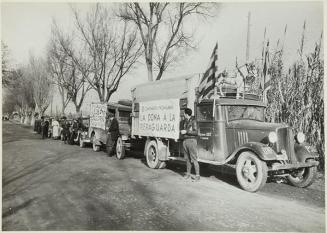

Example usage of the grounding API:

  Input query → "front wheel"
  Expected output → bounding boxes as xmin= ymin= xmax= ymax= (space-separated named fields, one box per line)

xmin=236 ymin=151 xmax=268 ymax=192
xmin=116 ymin=137 xmax=125 ymax=160
xmin=287 ymin=160 xmax=317 ymax=188
xmin=145 ymin=141 xmax=161 ymax=169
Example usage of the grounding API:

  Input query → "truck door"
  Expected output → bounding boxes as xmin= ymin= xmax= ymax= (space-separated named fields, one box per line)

xmin=196 ymin=103 xmax=215 ymax=161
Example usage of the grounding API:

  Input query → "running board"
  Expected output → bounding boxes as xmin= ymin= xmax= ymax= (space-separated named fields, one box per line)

xmin=168 ymin=156 xmax=226 ymax=166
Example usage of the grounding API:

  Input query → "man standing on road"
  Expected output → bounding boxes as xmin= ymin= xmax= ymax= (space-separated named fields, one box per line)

xmin=106 ymin=111 xmax=119 ymax=157
xmin=180 ymin=108 xmax=200 ymax=182
xmin=62 ymin=118 xmax=70 ymax=144
xmin=41 ymin=116 xmax=47 ymax=139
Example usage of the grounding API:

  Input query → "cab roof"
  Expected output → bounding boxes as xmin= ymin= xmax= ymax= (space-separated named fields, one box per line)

xmin=107 ymin=103 xmax=132 ymax=111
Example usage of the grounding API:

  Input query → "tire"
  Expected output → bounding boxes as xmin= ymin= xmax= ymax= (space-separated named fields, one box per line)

xmin=158 ymin=161 xmax=167 ymax=169
xmin=145 ymin=140 xmax=161 ymax=169
xmin=106 ymin=135 xmax=114 ymax=156
xmin=79 ymin=137 xmax=85 ymax=148
xmin=287 ymin=159 xmax=317 ymax=188
xmin=93 ymin=142 xmax=101 ymax=152
xmin=236 ymin=151 xmax=268 ymax=192
xmin=116 ymin=137 xmax=126 ymax=160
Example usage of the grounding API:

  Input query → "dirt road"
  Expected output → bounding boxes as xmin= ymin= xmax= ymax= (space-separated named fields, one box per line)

xmin=2 ymin=121 xmax=325 ymax=231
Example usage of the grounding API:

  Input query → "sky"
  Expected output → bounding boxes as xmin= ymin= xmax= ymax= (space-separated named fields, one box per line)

xmin=1 ymin=1 xmax=324 ymax=115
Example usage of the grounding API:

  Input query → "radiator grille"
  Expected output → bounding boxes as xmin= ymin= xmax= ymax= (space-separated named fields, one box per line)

xmin=277 ymin=128 xmax=297 ymax=163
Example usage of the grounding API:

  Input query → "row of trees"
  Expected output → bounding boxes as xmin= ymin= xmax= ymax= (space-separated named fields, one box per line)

xmin=248 ymin=23 xmax=324 ymax=169
xmin=2 ymin=46 xmax=52 ymax=119
xmin=3 ymin=3 xmax=215 ymax=119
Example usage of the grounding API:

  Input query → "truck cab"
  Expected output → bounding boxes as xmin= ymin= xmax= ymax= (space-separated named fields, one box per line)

xmin=81 ymin=102 xmax=132 ymax=159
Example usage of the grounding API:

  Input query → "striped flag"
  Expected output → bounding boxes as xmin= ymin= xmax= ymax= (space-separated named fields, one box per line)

xmin=263 ymin=40 xmax=271 ymax=91
xmin=262 ymin=40 xmax=271 ymax=103
xmin=198 ymin=43 xmax=218 ymax=101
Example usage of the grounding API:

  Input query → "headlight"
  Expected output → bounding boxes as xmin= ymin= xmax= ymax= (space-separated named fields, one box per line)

xmin=268 ymin=132 xmax=277 ymax=143
xmin=296 ymin=132 xmax=306 ymax=144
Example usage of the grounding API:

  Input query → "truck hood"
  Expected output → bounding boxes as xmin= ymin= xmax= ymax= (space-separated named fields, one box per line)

xmin=228 ymin=120 xmax=288 ymax=131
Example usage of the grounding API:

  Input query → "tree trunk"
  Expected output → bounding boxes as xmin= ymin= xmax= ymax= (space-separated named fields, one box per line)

xmin=31 ymin=112 xmax=35 ymax=127
xmin=40 ymin=108 xmax=46 ymax=116
xmin=156 ymin=67 xmax=164 ymax=81
xmin=75 ymin=103 xmax=81 ymax=116
xmin=60 ymin=90 xmax=66 ymax=115
xmin=146 ymin=61 xmax=153 ymax=82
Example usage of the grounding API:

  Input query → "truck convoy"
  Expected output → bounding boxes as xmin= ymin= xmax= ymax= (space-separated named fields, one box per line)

xmin=127 ymin=74 xmax=319 ymax=192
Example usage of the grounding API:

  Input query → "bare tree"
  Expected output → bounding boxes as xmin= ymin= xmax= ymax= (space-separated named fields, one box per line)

xmin=49 ymin=22 xmax=92 ymax=114
xmin=119 ymin=3 xmax=214 ymax=81
xmin=47 ymin=38 xmax=71 ymax=115
xmin=28 ymin=55 xmax=53 ymax=116
xmin=3 ymin=67 xmax=35 ymax=119
xmin=71 ymin=4 xmax=142 ymax=102
xmin=2 ymin=42 xmax=15 ymax=87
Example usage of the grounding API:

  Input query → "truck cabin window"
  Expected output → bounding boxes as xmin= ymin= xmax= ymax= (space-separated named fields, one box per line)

xmin=119 ymin=111 xmax=130 ymax=122
xmin=227 ymin=106 xmax=264 ymax=121
xmin=197 ymin=105 xmax=213 ymax=121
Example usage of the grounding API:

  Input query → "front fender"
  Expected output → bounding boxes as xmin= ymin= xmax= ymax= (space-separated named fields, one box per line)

xmin=231 ymin=142 xmax=277 ymax=161
xmin=295 ymin=143 xmax=319 ymax=163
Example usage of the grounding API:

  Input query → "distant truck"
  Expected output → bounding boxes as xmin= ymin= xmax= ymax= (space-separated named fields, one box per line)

xmin=80 ymin=101 xmax=132 ymax=159
xmin=129 ymin=74 xmax=319 ymax=192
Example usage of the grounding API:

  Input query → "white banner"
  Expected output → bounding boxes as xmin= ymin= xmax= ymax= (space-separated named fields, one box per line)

xmin=138 ymin=99 xmax=180 ymax=140
xmin=90 ymin=103 xmax=107 ymax=130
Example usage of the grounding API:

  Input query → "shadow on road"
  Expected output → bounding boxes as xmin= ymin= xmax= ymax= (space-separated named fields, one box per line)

xmin=3 ymin=151 xmax=72 ymax=187
xmin=2 ymin=197 xmax=37 ymax=219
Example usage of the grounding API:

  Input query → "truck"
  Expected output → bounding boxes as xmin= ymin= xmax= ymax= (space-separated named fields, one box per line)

xmin=129 ymin=74 xmax=319 ymax=192
xmin=80 ymin=101 xmax=132 ymax=159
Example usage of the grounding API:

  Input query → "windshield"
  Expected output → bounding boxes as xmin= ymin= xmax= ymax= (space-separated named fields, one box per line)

xmin=227 ymin=105 xmax=264 ymax=121
xmin=197 ymin=105 xmax=213 ymax=121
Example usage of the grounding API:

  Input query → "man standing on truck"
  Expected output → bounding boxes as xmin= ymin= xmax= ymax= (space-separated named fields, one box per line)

xmin=180 ymin=108 xmax=200 ymax=182
xmin=106 ymin=111 xmax=119 ymax=157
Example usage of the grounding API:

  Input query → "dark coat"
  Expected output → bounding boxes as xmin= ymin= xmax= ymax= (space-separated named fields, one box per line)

xmin=181 ymin=116 xmax=198 ymax=139
xmin=108 ymin=118 xmax=119 ymax=140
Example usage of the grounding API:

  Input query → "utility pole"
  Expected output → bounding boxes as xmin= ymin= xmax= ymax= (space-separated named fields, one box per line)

xmin=246 ymin=11 xmax=251 ymax=62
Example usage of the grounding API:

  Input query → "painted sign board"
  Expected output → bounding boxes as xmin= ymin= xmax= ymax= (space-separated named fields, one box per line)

xmin=90 ymin=103 xmax=107 ymax=130
xmin=135 ymin=99 xmax=180 ymax=140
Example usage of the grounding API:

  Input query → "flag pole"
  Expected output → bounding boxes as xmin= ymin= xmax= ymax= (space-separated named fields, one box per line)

xmin=246 ymin=11 xmax=251 ymax=63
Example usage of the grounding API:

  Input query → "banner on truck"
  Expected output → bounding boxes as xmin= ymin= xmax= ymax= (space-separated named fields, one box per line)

xmin=138 ymin=99 xmax=180 ymax=140
xmin=90 ymin=103 xmax=107 ymax=130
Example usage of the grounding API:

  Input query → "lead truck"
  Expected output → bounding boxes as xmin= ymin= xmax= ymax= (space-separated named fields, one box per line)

xmin=129 ymin=74 xmax=319 ymax=192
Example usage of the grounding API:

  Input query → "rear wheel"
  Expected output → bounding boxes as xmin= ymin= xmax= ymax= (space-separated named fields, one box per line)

xmin=91 ymin=134 xmax=100 ymax=152
xmin=93 ymin=142 xmax=100 ymax=152
xmin=116 ymin=137 xmax=125 ymax=160
xmin=236 ymin=151 xmax=268 ymax=192
xmin=145 ymin=141 xmax=161 ymax=169
xmin=287 ymin=159 xmax=317 ymax=188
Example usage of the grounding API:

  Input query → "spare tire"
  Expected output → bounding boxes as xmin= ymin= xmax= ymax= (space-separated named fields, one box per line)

xmin=118 ymin=99 xmax=132 ymax=106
